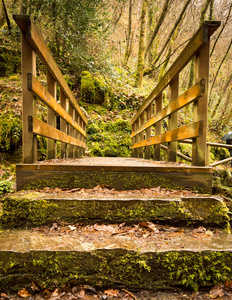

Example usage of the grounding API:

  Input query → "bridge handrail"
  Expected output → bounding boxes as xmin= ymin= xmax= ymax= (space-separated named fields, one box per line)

xmin=130 ymin=21 xmax=220 ymax=166
xmin=14 ymin=15 xmax=87 ymax=163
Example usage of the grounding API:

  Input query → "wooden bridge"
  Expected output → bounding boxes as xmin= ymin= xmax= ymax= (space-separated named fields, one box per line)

xmin=2 ymin=16 xmax=232 ymax=293
xmin=14 ymin=15 xmax=222 ymax=193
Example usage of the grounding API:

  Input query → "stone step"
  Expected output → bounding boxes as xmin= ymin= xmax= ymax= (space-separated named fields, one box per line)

xmin=1 ymin=191 xmax=230 ymax=229
xmin=16 ymin=157 xmax=212 ymax=193
xmin=0 ymin=224 xmax=232 ymax=292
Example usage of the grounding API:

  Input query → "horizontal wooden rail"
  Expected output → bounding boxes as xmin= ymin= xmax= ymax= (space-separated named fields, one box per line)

xmin=13 ymin=15 xmax=87 ymax=125
xmin=131 ymin=20 xmax=220 ymax=166
xmin=28 ymin=74 xmax=87 ymax=138
xmin=29 ymin=116 xmax=86 ymax=148
xmin=130 ymin=121 xmax=203 ymax=149
xmin=130 ymin=80 xmax=205 ymax=139
xmin=14 ymin=15 xmax=87 ymax=163
xmin=131 ymin=21 xmax=220 ymax=125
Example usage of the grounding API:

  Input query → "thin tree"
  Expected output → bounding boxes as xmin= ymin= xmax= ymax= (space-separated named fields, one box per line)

xmin=2 ymin=0 xmax=11 ymax=31
xmin=144 ymin=0 xmax=191 ymax=77
xmin=20 ymin=0 xmax=27 ymax=14
xmin=144 ymin=0 xmax=171 ymax=58
xmin=188 ymin=0 xmax=213 ymax=88
xmin=123 ymin=0 xmax=133 ymax=67
xmin=209 ymin=37 xmax=232 ymax=102
xmin=210 ymin=2 xmax=232 ymax=57
xmin=135 ymin=0 xmax=148 ymax=87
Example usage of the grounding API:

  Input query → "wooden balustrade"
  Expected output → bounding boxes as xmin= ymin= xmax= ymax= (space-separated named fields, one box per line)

xmin=130 ymin=21 xmax=220 ymax=166
xmin=14 ymin=15 xmax=87 ymax=163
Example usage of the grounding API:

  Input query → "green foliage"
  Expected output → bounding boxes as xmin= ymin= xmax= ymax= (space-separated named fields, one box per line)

xmin=81 ymin=71 xmax=112 ymax=105
xmin=86 ymin=118 xmax=131 ymax=157
xmin=0 ymin=180 xmax=13 ymax=195
xmin=0 ymin=113 xmax=21 ymax=151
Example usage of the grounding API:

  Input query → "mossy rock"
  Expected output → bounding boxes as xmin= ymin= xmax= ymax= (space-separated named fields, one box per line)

xmin=81 ymin=71 xmax=111 ymax=105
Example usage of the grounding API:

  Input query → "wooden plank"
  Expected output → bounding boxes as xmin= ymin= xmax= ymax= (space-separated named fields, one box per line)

xmin=130 ymin=121 xmax=203 ymax=149
xmin=21 ymin=32 xmax=37 ymax=163
xmin=210 ymin=157 xmax=232 ymax=167
xmin=28 ymin=116 xmax=86 ymax=148
xmin=130 ymin=80 xmax=205 ymax=138
xmin=207 ymin=142 xmax=232 ymax=149
xmin=13 ymin=15 xmax=87 ymax=125
xmin=47 ymin=70 xmax=56 ymax=159
xmin=28 ymin=74 xmax=87 ymax=137
xmin=131 ymin=21 xmax=220 ymax=124
xmin=168 ymin=75 xmax=179 ymax=162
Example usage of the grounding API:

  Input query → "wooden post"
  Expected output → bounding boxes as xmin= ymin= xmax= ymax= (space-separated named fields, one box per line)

xmin=21 ymin=32 xmax=37 ymax=163
xmin=79 ymin=119 xmax=84 ymax=156
xmin=192 ymin=41 xmax=209 ymax=166
xmin=131 ymin=123 xmax=135 ymax=157
xmin=60 ymin=90 xmax=67 ymax=159
xmin=168 ymin=75 xmax=179 ymax=162
xmin=139 ymin=113 xmax=144 ymax=158
xmin=75 ymin=112 xmax=80 ymax=157
xmin=69 ymin=104 xmax=74 ymax=158
xmin=145 ymin=104 xmax=152 ymax=159
xmin=154 ymin=94 xmax=162 ymax=160
xmin=83 ymin=122 xmax=86 ymax=156
xmin=47 ymin=70 xmax=56 ymax=159
xmin=134 ymin=120 xmax=139 ymax=158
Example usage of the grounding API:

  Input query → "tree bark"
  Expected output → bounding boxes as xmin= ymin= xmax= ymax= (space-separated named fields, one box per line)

xmin=123 ymin=0 xmax=133 ymax=66
xmin=144 ymin=0 xmax=170 ymax=58
xmin=2 ymin=0 xmax=11 ymax=31
xmin=20 ymin=0 xmax=27 ymax=14
xmin=135 ymin=0 xmax=148 ymax=87
xmin=209 ymin=37 xmax=232 ymax=102
xmin=144 ymin=0 xmax=191 ymax=77
xmin=210 ymin=2 xmax=232 ymax=57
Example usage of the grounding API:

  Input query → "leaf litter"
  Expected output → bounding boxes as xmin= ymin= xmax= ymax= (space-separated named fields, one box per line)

xmin=2 ymin=281 xmax=232 ymax=300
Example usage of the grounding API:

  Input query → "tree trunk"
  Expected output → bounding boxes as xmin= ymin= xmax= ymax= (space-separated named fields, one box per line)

xmin=20 ymin=0 xmax=27 ymax=14
xmin=188 ymin=0 xmax=212 ymax=88
xmin=123 ymin=0 xmax=133 ymax=67
xmin=209 ymin=37 xmax=232 ymax=103
xmin=2 ymin=0 xmax=11 ymax=31
xmin=210 ymin=2 xmax=232 ymax=57
xmin=145 ymin=0 xmax=170 ymax=58
xmin=135 ymin=0 xmax=148 ymax=87
xmin=144 ymin=0 xmax=191 ymax=77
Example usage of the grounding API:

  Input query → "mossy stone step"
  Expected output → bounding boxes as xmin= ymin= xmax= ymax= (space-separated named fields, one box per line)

xmin=1 ymin=191 xmax=230 ymax=229
xmin=16 ymin=157 xmax=212 ymax=193
xmin=0 ymin=227 xmax=232 ymax=292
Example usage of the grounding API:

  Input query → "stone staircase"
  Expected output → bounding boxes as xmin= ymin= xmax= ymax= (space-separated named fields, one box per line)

xmin=1 ymin=169 xmax=232 ymax=293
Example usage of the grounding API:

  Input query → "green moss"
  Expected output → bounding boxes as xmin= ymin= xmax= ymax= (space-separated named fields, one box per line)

xmin=0 ymin=197 xmax=58 ymax=228
xmin=0 ymin=250 xmax=232 ymax=292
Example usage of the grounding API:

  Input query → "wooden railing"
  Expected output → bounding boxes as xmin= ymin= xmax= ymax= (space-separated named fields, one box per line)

xmin=130 ymin=21 xmax=220 ymax=166
xmin=14 ymin=15 xmax=87 ymax=163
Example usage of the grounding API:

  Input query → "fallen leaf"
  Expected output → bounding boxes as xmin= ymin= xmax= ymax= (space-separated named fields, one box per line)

xmin=209 ymin=284 xmax=224 ymax=298
xmin=104 ymin=289 xmax=119 ymax=297
xmin=18 ymin=289 xmax=31 ymax=298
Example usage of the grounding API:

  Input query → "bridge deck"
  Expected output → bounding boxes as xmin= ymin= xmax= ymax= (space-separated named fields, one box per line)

xmin=16 ymin=157 xmax=212 ymax=193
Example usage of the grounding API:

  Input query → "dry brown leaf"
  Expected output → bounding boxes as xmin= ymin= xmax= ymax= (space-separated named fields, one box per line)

xmin=0 ymin=293 xmax=10 ymax=299
xmin=104 ymin=289 xmax=119 ymax=297
xmin=17 ymin=289 xmax=31 ymax=298
xmin=76 ymin=289 xmax=85 ymax=298
xmin=209 ymin=284 xmax=225 ymax=298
